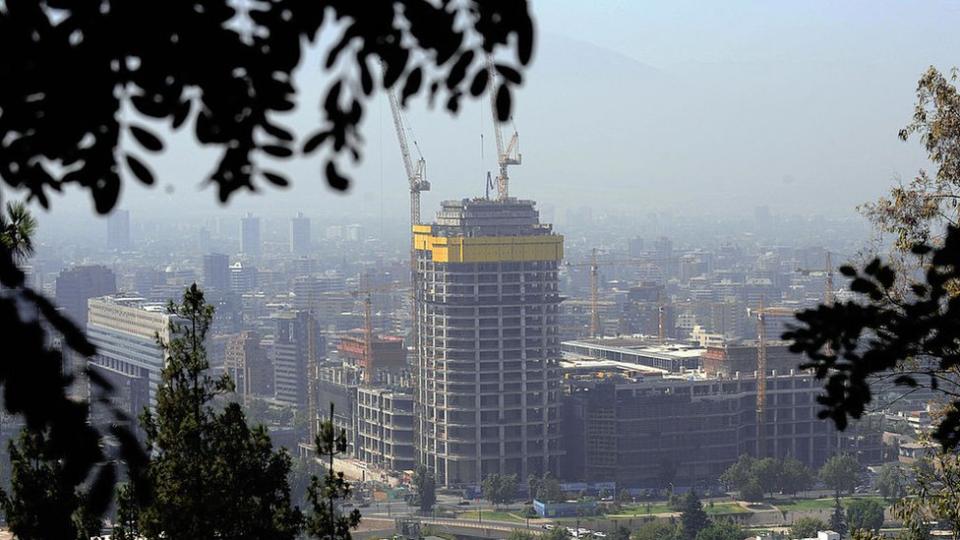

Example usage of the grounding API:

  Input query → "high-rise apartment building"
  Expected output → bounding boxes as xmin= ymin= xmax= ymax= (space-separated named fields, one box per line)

xmin=229 ymin=261 xmax=258 ymax=293
xmin=86 ymin=296 xmax=174 ymax=416
xmin=223 ymin=330 xmax=273 ymax=398
xmin=55 ymin=265 xmax=117 ymax=328
xmin=107 ymin=209 xmax=131 ymax=250
xmin=290 ymin=212 xmax=311 ymax=255
xmin=272 ymin=310 xmax=322 ymax=411
xmin=202 ymin=253 xmax=230 ymax=292
xmin=240 ymin=213 xmax=261 ymax=257
xmin=414 ymin=198 xmax=564 ymax=486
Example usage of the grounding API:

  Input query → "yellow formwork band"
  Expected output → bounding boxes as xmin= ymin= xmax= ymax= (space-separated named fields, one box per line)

xmin=413 ymin=226 xmax=563 ymax=263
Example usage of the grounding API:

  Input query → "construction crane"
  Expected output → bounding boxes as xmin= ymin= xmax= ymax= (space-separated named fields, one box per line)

xmin=305 ymin=312 xmax=320 ymax=444
xmin=487 ymin=59 xmax=521 ymax=201
xmin=755 ymin=296 xmax=768 ymax=458
xmin=387 ymin=86 xmax=430 ymax=225
xmin=386 ymin=81 xmax=430 ymax=432
xmin=350 ymin=281 xmax=405 ymax=385
xmin=796 ymin=251 xmax=835 ymax=306
xmin=564 ymin=251 xmax=671 ymax=339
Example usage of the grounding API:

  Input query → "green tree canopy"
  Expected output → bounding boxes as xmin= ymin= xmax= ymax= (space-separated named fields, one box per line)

xmin=830 ymin=495 xmax=848 ymax=539
xmin=137 ymin=285 xmax=302 ymax=539
xmin=876 ymin=462 xmax=907 ymax=501
xmin=631 ymin=521 xmax=679 ymax=540
xmin=790 ymin=516 xmax=827 ymax=539
xmin=819 ymin=455 xmax=862 ymax=496
xmin=846 ymin=498 xmax=885 ymax=532
xmin=0 ymin=201 xmax=37 ymax=262
xmin=537 ymin=474 xmax=565 ymax=503
xmin=780 ymin=457 xmax=815 ymax=496
xmin=414 ymin=465 xmax=437 ymax=514
xmin=753 ymin=458 xmax=782 ymax=495
xmin=895 ymin=452 xmax=959 ymax=539
xmin=0 ymin=428 xmax=96 ymax=540
xmin=694 ymin=521 xmax=743 ymax=540
xmin=720 ymin=455 xmax=813 ymax=499
xmin=482 ymin=473 xmax=519 ymax=508
xmin=680 ymin=491 xmax=709 ymax=540
xmin=719 ymin=455 xmax=756 ymax=493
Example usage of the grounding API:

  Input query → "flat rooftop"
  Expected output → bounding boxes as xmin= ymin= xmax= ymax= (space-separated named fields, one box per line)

xmin=561 ymin=338 xmax=705 ymax=372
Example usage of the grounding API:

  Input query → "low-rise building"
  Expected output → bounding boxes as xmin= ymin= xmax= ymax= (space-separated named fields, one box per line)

xmin=560 ymin=361 xmax=842 ymax=489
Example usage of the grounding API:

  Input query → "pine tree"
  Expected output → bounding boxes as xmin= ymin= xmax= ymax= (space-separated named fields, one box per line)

xmin=305 ymin=403 xmax=361 ymax=539
xmin=138 ymin=284 xmax=302 ymax=539
xmin=112 ymin=484 xmax=140 ymax=540
xmin=0 ymin=428 xmax=94 ymax=540
xmin=413 ymin=465 xmax=437 ymax=514
xmin=830 ymin=495 xmax=848 ymax=538
xmin=680 ymin=491 xmax=709 ymax=540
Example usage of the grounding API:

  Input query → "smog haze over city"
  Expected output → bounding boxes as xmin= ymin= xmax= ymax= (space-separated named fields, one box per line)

xmin=5 ymin=2 xmax=960 ymax=539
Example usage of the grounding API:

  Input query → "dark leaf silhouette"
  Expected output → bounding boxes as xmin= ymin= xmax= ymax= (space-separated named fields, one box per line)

xmin=495 ymin=84 xmax=511 ymax=121
xmin=261 ymin=145 xmax=293 ymax=158
xmin=87 ymin=462 xmax=117 ymax=517
xmin=129 ymin=126 xmax=164 ymax=153
xmin=125 ymin=154 xmax=155 ymax=185
xmin=262 ymin=170 xmax=290 ymax=187
xmin=470 ymin=68 xmax=489 ymax=96
xmin=0 ymin=1 xmax=534 ymax=213
xmin=401 ymin=67 xmax=423 ymax=106
xmin=0 ymin=0 xmax=534 ymax=528
xmin=495 ymin=63 xmax=522 ymax=84
xmin=302 ymin=132 xmax=330 ymax=155
xmin=325 ymin=161 xmax=349 ymax=191
xmin=786 ymin=224 xmax=960 ymax=450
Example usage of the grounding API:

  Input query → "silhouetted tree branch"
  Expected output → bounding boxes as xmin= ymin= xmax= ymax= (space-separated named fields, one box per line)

xmin=0 ymin=1 xmax=534 ymax=210
xmin=0 ymin=0 xmax=536 ymax=521
xmin=786 ymin=226 xmax=960 ymax=449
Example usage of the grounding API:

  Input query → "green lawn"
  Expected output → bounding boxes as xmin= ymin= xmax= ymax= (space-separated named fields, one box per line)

xmin=606 ymin=502 xmax=674 ymax=517
xmin=774 ymin=496 xmax=887 ymax=512
xmin=606 ymin=501 xmax=747 ymax=518
xmin=457 ymin=510 xmax=527 ymax=523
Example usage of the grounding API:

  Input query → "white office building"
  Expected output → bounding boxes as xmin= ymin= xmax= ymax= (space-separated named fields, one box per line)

xmin=86 ymin=296 xmax=175 ymax=416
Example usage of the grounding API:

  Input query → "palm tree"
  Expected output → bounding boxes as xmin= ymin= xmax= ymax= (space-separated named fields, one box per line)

xmin=0 ymin=200 xmax=37 ymax=263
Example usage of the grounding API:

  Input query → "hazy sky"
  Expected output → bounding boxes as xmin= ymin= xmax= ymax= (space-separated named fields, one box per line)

xmin=33 ymin=0 xmax=960 ymax=229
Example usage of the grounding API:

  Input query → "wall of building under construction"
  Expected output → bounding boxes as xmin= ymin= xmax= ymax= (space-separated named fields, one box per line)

xmin=415 ymin=199 xmax=564 ymax=487
xmin=560 ymin=371 xmax=841 ymax=489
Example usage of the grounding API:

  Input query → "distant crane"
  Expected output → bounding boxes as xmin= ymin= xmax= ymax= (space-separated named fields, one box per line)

xmin=796 ymin=251 xmax=835 ymax=306
xmin=487 ymin=59 xmax=521 ymax=201
xmin=305 ymin=312 xmax=320 ymax=444
xmin=387 ymin=86 xmax=430 ymax=225
xmin=386 ymin=79 xmax=430 ymax=405
xmin=755 ymin=295 xmax=768 ymax=458
xmin=350 ymin=281 xmax=404 ymax=385
xmin=565 ymin=251 xmax=671 ymax=339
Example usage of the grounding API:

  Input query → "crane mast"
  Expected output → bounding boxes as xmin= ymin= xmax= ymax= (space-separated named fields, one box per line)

xmin=824 ymin=251 xmax=834 ymax=306
xmin=590 ymin=248 xmax=599 ymax=338
xmin=487 ymin=60 xmax=521 ymax=201
xmin=387 ymin=90 xmax=430 ymax=225
xmin=756 ymin=296 xmax=768 ymax=458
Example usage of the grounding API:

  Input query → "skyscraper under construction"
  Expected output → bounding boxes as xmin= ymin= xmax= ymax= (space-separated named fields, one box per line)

xmin=414 ymin=197 xmax=563 ymax=486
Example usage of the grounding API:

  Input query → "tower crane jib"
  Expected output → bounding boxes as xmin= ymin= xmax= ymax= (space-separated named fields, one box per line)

xmin=487 ymin=59 xmax=521 ymax=201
